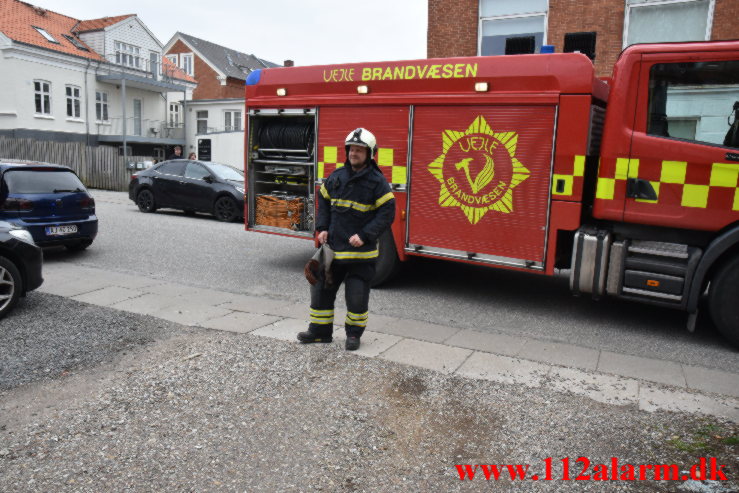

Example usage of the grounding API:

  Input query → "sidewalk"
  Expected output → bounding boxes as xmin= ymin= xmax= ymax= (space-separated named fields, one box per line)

xmin=39 ymin=261 xmax=739 ymax=423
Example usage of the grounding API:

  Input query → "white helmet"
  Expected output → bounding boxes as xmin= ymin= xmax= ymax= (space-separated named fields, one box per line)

xmin=344 ymin=128 xmax=377 ymax=158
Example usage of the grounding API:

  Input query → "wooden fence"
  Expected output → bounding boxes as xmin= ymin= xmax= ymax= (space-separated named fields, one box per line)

xmin=0 ymin=137 xmax=149 ymax=191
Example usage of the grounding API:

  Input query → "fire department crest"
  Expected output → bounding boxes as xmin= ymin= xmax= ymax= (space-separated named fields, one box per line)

xmin=427 ymin=115 xmax=530 ymax=225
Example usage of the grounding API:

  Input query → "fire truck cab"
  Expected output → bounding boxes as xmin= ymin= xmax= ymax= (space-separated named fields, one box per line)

xmin=244 ymin=40 xmax=739 ymax=347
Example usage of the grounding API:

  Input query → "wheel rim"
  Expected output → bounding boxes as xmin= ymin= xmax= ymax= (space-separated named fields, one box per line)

xmin=216 ymin=199 xmax=234 ymax=219
xmin=138 ymin=191 xmax=152 ymax=209
xmin=0 ymin=264 xmax=15 ymax=313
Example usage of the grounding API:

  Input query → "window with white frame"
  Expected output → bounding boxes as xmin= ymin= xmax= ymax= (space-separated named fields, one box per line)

xmin=169 ymin=103 xmax=181 ymax=127
xmin=65 ymin=85 xmax=81 ymax=119
xmin=624 ymin=0 xmax=714 ymax=47
xmin=181 ymin=53 xmax=194 ymax=76
xmin=95 ymin=91 xmax=109 ymax=122
xmin=115 ymin=41 xmax=141 ymax=68
xmin=224 ymin=110 xmax=242 ymax=131
xmin=33 ymin=26 xmax=59 ymax=44
xmin=479 ymin=0 xmax=547 ymax=56
xmin=196 ymin=110 xmax=208 ymax=134
xmin=34 ymin=80 xmax=51 ymax=115
xmin=165 ymin=54 xmax=178 ymax=66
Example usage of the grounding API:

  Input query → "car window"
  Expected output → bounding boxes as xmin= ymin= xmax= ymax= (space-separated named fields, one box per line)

xmin=185 ymin=162 xmax=211 ymax=180
xmin=207 ymin=163 xmax=243 ymax=181
xmin=156 ymin=161 xmax=186 ymax=176
xmin=4 ymin=170 xmax=86 ymax=194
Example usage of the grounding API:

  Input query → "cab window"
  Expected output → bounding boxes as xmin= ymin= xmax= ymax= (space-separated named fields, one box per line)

xmin=647 ymin=60 xmax=739 ymax=148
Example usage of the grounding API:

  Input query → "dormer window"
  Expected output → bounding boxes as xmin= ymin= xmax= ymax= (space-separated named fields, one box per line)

xmin=33 ymin=26 xmax=59 ymax=44
xmin=115 ymin=41 xmax=141 ymax=68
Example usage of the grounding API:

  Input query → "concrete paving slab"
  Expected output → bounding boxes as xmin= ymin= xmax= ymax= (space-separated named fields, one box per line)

xmin=155 ymin=302 xmax=233 ymax=326
xmin=371 ymin=318 xmax=461 ymax=344
xmin=172 ymin=289 xmax=244 ymax=307
xmin=455 ymin=352 xmax=551 ymax=388
xmin=251 ymin=318 xmax=306 ymax=342
xmin=598 ymin=351 xmax=687 ymax=388
xmin=38 ymin=277 xmax=115 ymax=297
xmin=71 ymin=286 xmax=142 ymax=307
xmin=106 ymin=274 xmax=165 ymax=290
xmin=379 ymin=339 xmax=471 ymax=374
xmin=200 ymin=312 xmax=281 ymax=334
xmin=220 ymin=296 xmax=294 ymax=316
xmin=142 ymin=282 xmax=201 ymax=297
xmin=518 ymin=339 xmax=600 ymax=370
xmin=110 ymin=293 xmax=182 ymax=316
xmin=331 ymin=331 xmax=403 ymax=358
xmin=548 ymin=367 xmax=640 ymax=406
xmin=683 ymin=365 xmax=739 ymax=398
xmin=444 ymin=329 xmax=529 ymax=357
xmin=638 ymin=386 xmax=739 ymax=423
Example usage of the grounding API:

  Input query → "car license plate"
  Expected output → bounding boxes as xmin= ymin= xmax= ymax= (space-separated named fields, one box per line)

xmin=45 ymin=225 xmax=78 ymax=236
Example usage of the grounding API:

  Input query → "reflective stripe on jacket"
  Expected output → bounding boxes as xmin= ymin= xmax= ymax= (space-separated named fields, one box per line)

xmin=317 ymin=161 xmax=395 ymax=262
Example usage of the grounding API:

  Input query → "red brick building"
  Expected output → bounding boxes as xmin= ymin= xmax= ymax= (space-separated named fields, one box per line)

xmin=428 ymin=0 xmax=739 ymax=77
xmin=163 ymin=32 xmax=280 ymax=100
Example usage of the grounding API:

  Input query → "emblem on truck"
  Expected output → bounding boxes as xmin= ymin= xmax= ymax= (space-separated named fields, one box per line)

xmin=427 ymin=115 xmax=530 ymax=225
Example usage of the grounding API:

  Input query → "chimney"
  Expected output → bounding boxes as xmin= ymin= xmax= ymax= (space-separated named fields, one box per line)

xmin=283 ymin=60 xmax=294 ymax=67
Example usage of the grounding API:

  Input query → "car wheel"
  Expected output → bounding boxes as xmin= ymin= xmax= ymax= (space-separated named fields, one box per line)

xmin=214 ymin=196 xmax=238 ymax=222
xmin=0 ymin=255 xmax=22 ymax=319
xmin=65 ymin=240 xmax=92 ymax=252
xmin=136 ymin=189 xmax=157 ymax=213
xmin=708 ymin=254 xmax=739 ymax=348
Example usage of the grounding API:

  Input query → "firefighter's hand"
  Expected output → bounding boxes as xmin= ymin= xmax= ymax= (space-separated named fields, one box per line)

xmin=349 ymin=234 xmax=364 ymax=247
xmin=317 ymin=231 xmax=328 ymax=244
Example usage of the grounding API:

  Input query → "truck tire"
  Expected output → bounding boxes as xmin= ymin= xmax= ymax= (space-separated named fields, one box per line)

xmin=371 ymin=229 xmax=400 ymax=288
xmin=708 ymin=254 xmax=739 ymax=348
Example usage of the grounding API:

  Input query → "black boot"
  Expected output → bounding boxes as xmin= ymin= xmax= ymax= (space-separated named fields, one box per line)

xmin=297 ymin=330 xmax=333 ymax=344
xmin=345 ymin=336 xmax=360 ymax=351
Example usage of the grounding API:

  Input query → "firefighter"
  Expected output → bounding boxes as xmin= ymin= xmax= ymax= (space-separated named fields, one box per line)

xmin=298 ymin=128 xmax=395 ymax=350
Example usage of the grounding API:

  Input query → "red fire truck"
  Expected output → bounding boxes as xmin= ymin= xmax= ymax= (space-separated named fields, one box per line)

xmin=244 ymin=40 xmax=739 ymax=347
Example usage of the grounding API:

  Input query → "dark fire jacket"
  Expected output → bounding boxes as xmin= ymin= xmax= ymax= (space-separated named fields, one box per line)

xmin=317 ymin=160 xmax=395 ymax=262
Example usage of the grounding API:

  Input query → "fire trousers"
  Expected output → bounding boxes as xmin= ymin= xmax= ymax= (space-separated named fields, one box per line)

xmin=308 ymin=261 xmax=376 ymax=338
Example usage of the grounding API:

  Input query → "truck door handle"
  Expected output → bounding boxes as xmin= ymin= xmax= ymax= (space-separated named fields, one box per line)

xmin=726 ymin=152 xmax=739 ymax=162
xmin=626 ymin=178 xmax=658 ymax=200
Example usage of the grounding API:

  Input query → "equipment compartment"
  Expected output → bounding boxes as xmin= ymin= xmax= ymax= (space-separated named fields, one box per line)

xmin=247 ymin=109 xmax=316 ymax=236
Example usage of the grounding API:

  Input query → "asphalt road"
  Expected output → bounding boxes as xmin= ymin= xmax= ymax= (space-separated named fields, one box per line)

xmin=40 ymin=189 xmax=738 ymax=373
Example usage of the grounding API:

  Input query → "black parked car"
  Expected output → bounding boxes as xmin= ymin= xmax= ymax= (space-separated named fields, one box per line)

xmin=129 ymin=160 xmax=245 ymax=222
xmin=0 ymin=221 xmax=43 ymax=319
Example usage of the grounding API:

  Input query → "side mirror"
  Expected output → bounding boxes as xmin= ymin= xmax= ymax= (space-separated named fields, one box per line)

xmin=203 ymin=175 xmax=214 ymax=183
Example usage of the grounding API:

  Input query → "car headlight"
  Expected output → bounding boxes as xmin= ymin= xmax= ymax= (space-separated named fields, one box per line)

xmin=235 ymin=187 xmax=245 ymax=194
xmin=9 ymin=228 xmax=35 ymax=245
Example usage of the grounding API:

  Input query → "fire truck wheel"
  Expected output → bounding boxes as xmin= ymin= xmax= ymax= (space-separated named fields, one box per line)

xmin=708 ymin=254 xmax=739 ymax=348
xmin=214 ymin=196 xmax=238 ymax=222
xmin=136 ymin=189 xmax=157 ymax=213
xmin=371 ymin=230 xmax=400 ymax=288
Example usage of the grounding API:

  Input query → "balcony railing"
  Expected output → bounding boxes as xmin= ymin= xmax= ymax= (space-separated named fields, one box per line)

xmin=97 ymin=117 xmax=185 ymax=140
xmin=99 ymin=54 xmax=188 ymax=85
xmin=196 ymin=125 xmax=244 ymax=135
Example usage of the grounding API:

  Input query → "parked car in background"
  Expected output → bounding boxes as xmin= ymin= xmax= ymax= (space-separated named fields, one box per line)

xmin=129 ymin=160 xmax=245 ymax=222
xmin=0 ymin=161 xmax=98 ymax=251
xmin=0 ymin=221 xmax=43 ymax=319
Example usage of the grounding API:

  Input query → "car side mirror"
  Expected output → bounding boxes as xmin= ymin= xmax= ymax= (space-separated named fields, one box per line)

xmin=203 ymin=175 xmax=214 ymax=183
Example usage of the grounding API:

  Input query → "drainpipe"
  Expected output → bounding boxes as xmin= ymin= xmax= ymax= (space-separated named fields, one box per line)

xmin=122 ymin=78 xmax=127 ymax=163
xmin=84 ymin=58 xmax=91 ymax=145
xmin=182 ymin=88 xmax=187 ymax=151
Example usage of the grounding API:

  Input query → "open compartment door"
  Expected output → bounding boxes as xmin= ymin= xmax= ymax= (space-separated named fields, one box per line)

xmin=407 ymin=105 xmax=556 ymax=269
